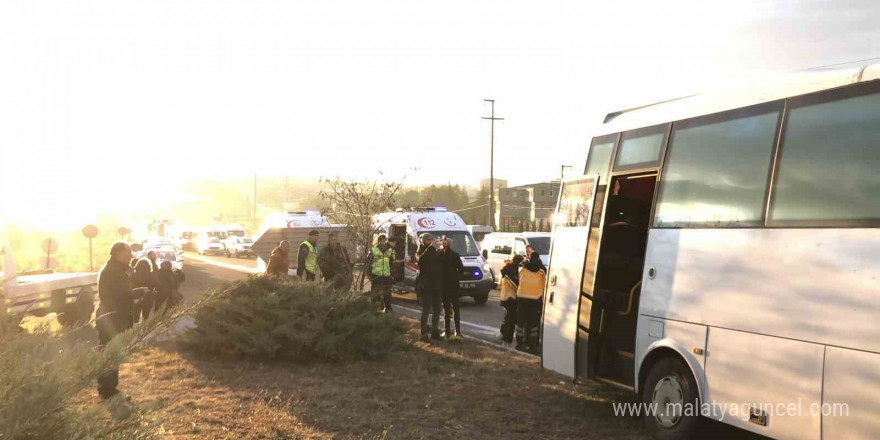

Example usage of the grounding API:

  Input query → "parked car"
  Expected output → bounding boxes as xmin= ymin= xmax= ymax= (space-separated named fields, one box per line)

xmin=480 ymin=232 xmax=551 ymax=286
xmin=152 ymin=248 xmax=184 ymax=271
xmin=225 ymin=237 xmax=255 ymax=258
xmin=196 ymin=236 xmax=226 ymax=256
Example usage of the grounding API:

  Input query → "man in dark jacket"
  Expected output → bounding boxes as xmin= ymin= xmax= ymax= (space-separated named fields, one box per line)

xmin=95 ymin=242 xmax=136 ymax=399
xmin=266 ymin=240 xmax=290 ymax=277
xmin=439 ymin=236 xmax=465 ymax=341
xmin=417 ymin=233 xmax=443 ymax=341
xmin=318 ymin=232 xmax=351 ymax=289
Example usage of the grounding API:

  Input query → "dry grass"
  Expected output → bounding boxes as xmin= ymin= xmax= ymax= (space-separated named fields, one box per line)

xmin=96 ymin=319 xmax=649 ymax=440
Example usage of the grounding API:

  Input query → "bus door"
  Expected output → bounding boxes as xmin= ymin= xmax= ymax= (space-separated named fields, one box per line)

xmin=541 ymin=175 xmax=599 ymax=378
xmin=589 ymin=173 xmax=657 ymax=388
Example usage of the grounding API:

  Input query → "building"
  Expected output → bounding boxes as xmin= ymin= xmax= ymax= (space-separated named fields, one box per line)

xmin=479 ymin=178 xmax=508 ymax=193
xmin=494 ymin=181 xmax=561 ymax=232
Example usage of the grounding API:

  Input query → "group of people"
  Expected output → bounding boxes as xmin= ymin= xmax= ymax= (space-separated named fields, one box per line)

xmin=130 ymin=250 xmax=185 ymax=322
xmin=264 ymin=230 xmax=548 ymax=351
xmin=414 ymin=232 xmax=466 ymax=342
xmin=95 ymin=243 xmax=185 ymax=399
xmin=498 ymin=249 xmax=546 ymax=353
xmin=265 ymin=230 xmax=353 ymax=289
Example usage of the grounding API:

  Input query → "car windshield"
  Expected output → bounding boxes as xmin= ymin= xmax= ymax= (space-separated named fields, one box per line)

xmin=156 ymin=251 xmax=177 ymax=261
xmin=241 ymin=238 xmax=253 ymax=244
xmin=181 ymin=232 xmax=192 ymax=239
xmin=208 ymin=238 xmax=221 ymax=243
xmin=527 ymin=237 xmax=551 ymax=255
xmin=433 ymin=231 xmax=480 ymax=257
xmin=207 ymin=231 xmax=227 ymax=239
xmin=228 ymin=230 xmax=245 ymax=237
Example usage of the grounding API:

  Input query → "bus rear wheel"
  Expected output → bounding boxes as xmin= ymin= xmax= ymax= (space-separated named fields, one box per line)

xmin=641 ymin=356 xmax=701 ymax=440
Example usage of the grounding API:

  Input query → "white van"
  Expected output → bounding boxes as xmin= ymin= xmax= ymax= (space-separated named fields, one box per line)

xmin=480 ymin=232 xmax=551 ymax=282
xmin=373 ymin=208 xmax=494 ymax=304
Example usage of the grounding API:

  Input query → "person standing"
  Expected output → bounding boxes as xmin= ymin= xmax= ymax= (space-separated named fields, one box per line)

xmin=297 ymin=230 xmax=319 ymax=281
xmin=95 ymin=242 xmax=136 ymax=399
xmin=266 ymin=240 xmax=291 ymax=277
xmin=366 ymin=234 xmax=396 ymax=313
xmin=417 ymin=233 xmax=442 ymax=341
xmin=154 ymin=260 xmax=182 ymax=311
xmin=318 ymin=232 xmax=352 ymax=290
xmin=439 ymin=236 xmax=464 ymax=341
xmin=516 ymin=252 xmax=546 ymax=353
xmin=499 ymin=254 xmax=524 ymax=347
xmin=131 ymin=254 xmax=155 ymax=323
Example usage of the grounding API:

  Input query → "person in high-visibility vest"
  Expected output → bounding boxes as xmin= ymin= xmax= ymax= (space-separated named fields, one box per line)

xmin=297 ymin=230 xmax=319 ymax=281
xmin=499 ymin=254 xmax=524 ymax=347
xmin=367 ymin=234 xmax=396 ymax=313
xmin=516 ymin=251 xmax=546 ymax=353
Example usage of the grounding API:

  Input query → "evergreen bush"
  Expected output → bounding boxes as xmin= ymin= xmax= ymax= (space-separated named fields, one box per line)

xmin=182 ymin=276 xmax=406 ymax=362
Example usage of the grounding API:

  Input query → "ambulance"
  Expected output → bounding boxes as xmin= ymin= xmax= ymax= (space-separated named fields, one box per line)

xmin=373 ymin=208 xmax=494 ymax=304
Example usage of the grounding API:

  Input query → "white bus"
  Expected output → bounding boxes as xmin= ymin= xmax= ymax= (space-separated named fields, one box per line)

xmin=541 ymin=63 xmax=880 ymax=440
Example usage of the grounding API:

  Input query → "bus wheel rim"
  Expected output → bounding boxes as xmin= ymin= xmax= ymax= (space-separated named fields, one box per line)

xmin=652 ymin=375 xmax=684 ymax=428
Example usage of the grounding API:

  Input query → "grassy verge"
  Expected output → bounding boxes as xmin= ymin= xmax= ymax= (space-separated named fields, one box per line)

xmin=115 ymin=320 xmax=648 ymax=440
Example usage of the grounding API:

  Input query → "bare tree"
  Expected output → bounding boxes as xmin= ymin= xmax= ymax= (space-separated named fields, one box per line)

xmin=319 ymin=174 xmax=405 ymax=290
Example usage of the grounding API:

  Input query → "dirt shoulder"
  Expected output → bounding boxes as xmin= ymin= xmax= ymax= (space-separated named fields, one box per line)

xmin=97 ymin=320 xmax=649 ymax=440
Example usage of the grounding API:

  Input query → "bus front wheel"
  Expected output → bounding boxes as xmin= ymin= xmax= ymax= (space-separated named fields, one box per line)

xmin=641 ymin=356 xmax=701 ymax=440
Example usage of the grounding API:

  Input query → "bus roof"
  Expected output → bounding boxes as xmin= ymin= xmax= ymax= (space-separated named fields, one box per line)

xmin=594 ymin=62 xmax=880 ymax=137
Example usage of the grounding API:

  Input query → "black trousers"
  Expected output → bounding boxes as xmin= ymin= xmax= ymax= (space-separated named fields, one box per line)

xmin=443 ymin=296 xmax=461 ymax=335
xmin=500 ymin=298 xmax=518 ymax=343
xmin=515 ymin=297 xmax=542 ymax=348
xmin=420 ymin=286 xmax=442 ymax=336
xmin=303 ymin=271 xmax=316 ymax=281
xmin=442 ymin=284 xmax=461 ymax=335
xmin=132 ymin=289 xmax=153 ymax=323
xmin=371 ymin=275 xmax=393 ymax=311
xmin=95 ymin=312 xmax=129 ymax=399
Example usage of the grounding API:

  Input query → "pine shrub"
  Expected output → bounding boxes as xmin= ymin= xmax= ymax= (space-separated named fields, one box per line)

xmin=182 ymin=276 xmax=406 ymax=362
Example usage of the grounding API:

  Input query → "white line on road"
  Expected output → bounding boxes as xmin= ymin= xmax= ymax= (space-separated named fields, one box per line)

xmin=188 ymin=255 xmax=261 ymax=274
xmin=394 ymin=304 xmax=500 ymax=334
xmin=393 ymin=305 xmax=539 ymax=359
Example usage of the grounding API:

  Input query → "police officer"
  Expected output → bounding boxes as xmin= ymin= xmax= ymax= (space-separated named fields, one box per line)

xmin=95 ymin=242 xmax=136 ymax=399
xmin=297 ymin=230 xmax=319 ymax=281
xmin=368 ymin=234 xmax=395 ymax=313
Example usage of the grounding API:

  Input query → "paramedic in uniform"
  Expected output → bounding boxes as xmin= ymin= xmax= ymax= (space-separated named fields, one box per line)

xmin=367 ymin=234 xmax=395 ymax=313
xmin=297 ymin=230 xmax=319 ymax=281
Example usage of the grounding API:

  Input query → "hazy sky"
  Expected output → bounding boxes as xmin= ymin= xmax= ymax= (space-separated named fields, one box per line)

xmin=1 ymin=0 xmax=879 ymax=228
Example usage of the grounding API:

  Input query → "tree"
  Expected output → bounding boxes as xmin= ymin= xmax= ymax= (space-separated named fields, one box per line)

xmin=320 ymin=175 xmax=404 ymax=290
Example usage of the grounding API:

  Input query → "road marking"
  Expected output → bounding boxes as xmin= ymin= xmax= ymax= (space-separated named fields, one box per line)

xmin=394 ymin=304 xmax=501 ymax=333
xmin=187 ymin=255 xmax=261 ymax=274
xmin=393 ymin=305 xmax=539 ymax=359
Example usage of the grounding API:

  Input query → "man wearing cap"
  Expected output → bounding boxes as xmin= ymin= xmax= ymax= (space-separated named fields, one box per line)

xmin=95 ymin=242 xmax=136 ymax=399
xmin=297 ymin=230 xmax=319 ymax=281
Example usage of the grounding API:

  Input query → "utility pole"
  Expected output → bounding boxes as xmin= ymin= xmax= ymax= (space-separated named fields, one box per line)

xmin=253 ymin=173 xmax=258 ymax=220
xmin=560 ymin=165 xmax=572 ymax=180
xmin=482 ymin=99 xmax=504 ymax=230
